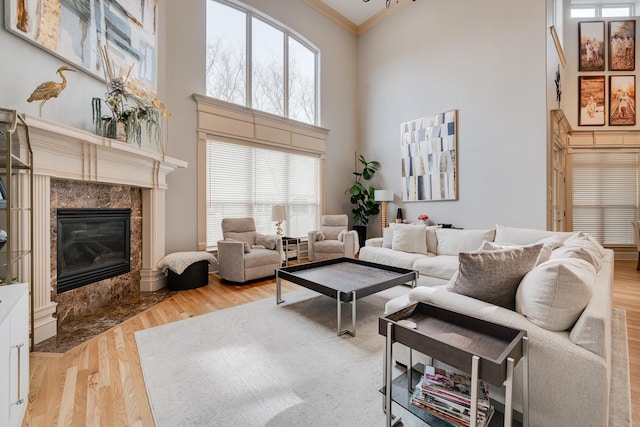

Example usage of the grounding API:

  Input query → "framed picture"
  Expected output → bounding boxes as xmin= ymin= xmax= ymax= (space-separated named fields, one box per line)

xmin=578 ymin=76 xmax=606 ymax=126
xmin=579 ymin=21 xmax=605 ymax=71
xmin=400 ymin=110 xmax=457 ymax=202
xmin=609 ymin=20 xmax=635 ymax=71
xmin=4 ymin=0 xmax=158 ymax=90
xmin=609 ymin=75 xmax=636 ymax=126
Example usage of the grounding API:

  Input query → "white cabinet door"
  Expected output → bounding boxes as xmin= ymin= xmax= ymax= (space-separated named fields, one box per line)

xmin=0 ymin=317 xmax=10 ymax=427
xmin=0 ymin=283 xmax=29 ymax=427
xmin=9 ymin=288 xmax=28 ymax=427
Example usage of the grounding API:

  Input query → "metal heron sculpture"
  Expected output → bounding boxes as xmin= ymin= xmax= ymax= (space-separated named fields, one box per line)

xmin=27 ymin=66 xmax=76 ymax=117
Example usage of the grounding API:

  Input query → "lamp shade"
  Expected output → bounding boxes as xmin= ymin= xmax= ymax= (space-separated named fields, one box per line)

xmin=374 ymin=190 xmax=394 ymax=202
xmin=271 ymin=205 xmax=288 ymax=222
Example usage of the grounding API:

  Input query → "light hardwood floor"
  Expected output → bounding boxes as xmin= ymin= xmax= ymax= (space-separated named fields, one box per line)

xmin=23 ymin=260 xmax=639 ymax=426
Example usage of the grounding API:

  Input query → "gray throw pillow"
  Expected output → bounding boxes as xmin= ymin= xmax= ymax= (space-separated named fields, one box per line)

xmin=447 ymin=244 xmax=543 ymax=309
xmin=256 ymin=234 xmax=276 ymax=250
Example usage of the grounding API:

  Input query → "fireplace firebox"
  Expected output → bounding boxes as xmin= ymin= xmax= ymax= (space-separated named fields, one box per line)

xmin=56 ymin=208 xmax=131 ymax=293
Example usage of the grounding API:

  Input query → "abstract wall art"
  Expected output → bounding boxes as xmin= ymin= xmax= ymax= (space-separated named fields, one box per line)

xmin=5 ymin=0 xmax=158 ymax=90
xmin=400 ymin=110 xmax=458 ymax=202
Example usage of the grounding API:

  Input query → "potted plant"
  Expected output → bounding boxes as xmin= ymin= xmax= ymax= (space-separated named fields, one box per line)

xmin=346 ymin=154 xmax=380 ymax=246
xmin=91 ymin=46 xmax=168 ymax=148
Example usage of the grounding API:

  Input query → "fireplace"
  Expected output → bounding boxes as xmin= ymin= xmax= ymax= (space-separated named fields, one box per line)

xmin=56 ymin=208 xmax=131 ymax=293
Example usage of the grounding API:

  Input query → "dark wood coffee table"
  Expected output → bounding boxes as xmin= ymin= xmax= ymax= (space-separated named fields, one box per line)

xmin=276 ymin=257 xmax=418 ymax=336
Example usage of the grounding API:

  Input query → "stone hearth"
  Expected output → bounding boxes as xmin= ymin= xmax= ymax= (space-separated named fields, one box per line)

xmin=25 ymin=115 xmax=187 ymax=344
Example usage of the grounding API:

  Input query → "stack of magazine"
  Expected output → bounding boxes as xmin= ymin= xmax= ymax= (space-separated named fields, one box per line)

xmin=410 ymin=365 xmax=495 ymax=427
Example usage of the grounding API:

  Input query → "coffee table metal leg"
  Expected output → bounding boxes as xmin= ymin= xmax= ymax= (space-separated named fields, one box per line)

xmin=276 ymin=271 xmax=284 ymax=304
xmin=337 ymin=291 xmax=356 ymax=337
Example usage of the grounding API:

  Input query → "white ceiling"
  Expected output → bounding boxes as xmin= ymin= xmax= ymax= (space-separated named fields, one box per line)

xmin=320 ymin=0 xmax=389 ymax=26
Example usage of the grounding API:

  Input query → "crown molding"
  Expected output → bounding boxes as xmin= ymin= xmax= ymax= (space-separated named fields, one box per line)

xmin=304 ymin=0 xmax=412 ymax=36
xmin=304 ymin=0 xmax=359 ymax=35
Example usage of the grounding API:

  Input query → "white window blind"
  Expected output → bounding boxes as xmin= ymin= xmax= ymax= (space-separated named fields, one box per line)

xmin=206 ymin=139 xmax=320 ymax=247
xmin=572 ymin=150 xmax=638 ymax=245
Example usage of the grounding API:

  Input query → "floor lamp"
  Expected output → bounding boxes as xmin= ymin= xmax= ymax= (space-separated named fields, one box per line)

xmin=374 ymin=190 xmax=394 ymax=231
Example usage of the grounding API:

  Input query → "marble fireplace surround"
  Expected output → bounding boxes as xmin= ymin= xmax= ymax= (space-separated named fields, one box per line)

xmin=26 ymin=115 xmax=187 ymax=344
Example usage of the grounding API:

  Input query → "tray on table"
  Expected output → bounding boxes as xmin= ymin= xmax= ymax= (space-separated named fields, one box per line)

xmin=379 ymin=302 xmax=526 ymax=387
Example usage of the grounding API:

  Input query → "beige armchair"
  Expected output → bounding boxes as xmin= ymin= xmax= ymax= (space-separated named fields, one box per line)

xmin=217 ymin=218 xmax=283 ymax=283
xmin=307 ymin=214 xmax=359 ymax=261
xmin=632 ymin=220 xmax=640 ymax=270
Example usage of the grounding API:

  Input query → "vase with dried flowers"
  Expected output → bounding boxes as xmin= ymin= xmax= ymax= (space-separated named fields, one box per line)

xmin=91 ymin=45 xmax=170 ymax=148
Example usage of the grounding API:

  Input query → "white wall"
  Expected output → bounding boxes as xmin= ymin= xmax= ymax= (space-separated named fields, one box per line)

xmin=357 ymin=0 xmax=549 ymax=236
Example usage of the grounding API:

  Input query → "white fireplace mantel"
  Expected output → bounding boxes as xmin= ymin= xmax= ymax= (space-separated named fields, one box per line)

xmin=24 ymin=115 xmax=188 ymax=344
xmin=26 ymin=115 xmax=187 ymax=189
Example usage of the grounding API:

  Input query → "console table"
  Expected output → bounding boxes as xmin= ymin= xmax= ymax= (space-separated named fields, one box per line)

xmin=379 ymin=302 xmax=529 ymax=427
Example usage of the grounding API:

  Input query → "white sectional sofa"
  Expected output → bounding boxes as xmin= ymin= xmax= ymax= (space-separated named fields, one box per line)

xmin=359 ymin=223 xmax=617 ymax=427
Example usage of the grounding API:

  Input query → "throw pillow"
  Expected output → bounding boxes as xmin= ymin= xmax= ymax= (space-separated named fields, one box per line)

xmin=225 ymin=238 xmax=251 ymax=253
xmin=392 ymin=224 xmax=428 ymax=254
xmin=550 ymin=245 xmax=602 ymax=272
xmin=479 ymin=240 xmax=554 ymax=265
xmin=435 ymin=228 xmax=496 ymax=256
xmin=382 ymin=223 xmax=396 ymax=248
xmin=255 ymin=234 xmax=276 ymax=250
xmin=564 ymin=233 xmax=606 ymax=261
xmin=447 ymin=244 xmax=543 ymax=309
xmin=516 ymin=258 xmax=594 ymax=331
xmin=425 ymin=225 xmax=441 ymax=254
xmin=494 ymin=224 xmax=577 ymax=245
xmin=578 ymin=233 xmax=607 ymax=257
xmin=316 ymin=232 xmax=325 ymax=241
xmin=321 ymin=226 xmax=343 ymax=241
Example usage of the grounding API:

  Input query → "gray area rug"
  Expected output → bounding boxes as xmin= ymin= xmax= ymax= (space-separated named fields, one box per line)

xmin=135 ymin=290 xmax=632 ymax=427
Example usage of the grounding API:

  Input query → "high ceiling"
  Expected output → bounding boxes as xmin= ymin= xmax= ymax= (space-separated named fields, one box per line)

xmin=305 ymin=0 xmax=409 ymax=35
xmin=320 ymin=0 xmax=389 ymax=26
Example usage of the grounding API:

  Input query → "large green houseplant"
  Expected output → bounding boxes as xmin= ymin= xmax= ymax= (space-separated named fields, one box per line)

xmin=346 ymin=154 xmax=380 ymax=246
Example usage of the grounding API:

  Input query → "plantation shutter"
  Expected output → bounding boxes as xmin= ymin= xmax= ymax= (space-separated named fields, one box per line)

xmin=206 ymin=139 xmax=320 ymax=247
xmin=572 ymin=150 xmax=638 ymax=245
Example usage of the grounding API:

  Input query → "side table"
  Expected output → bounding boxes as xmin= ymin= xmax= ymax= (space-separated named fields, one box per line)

xmin=281 ymin=237 xmax=301 ymax=266
xmin=379 ymin=302 xmax=528 ymax=427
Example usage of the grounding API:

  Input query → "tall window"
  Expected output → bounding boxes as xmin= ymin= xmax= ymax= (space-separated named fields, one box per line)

xmin=206 ymin=0 xmax=318 ymax=125
xmin=206 ymin=140 xmax=321 ymax=247
xmin=572 ymin=150 xmax=639 ymax=245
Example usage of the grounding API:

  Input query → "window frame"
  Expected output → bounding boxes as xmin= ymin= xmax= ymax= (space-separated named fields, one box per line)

xmin=207 ymin=0 xmax=320 ymax=125
xmin=570 ymin=3 xmax=634 ymax=18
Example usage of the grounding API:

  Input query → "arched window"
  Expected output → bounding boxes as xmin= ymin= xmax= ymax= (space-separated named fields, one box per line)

xmin=206 ymin=0 xmax=319 ymax=125
xmin=200 ymin=1 xmax=326 ymax=250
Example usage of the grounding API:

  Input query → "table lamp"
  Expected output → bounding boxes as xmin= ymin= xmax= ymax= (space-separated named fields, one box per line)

xmin=271 ymin=205 xmax=288 ymax=236
xmin=374 ymin=190 xmax=394 ymax=231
